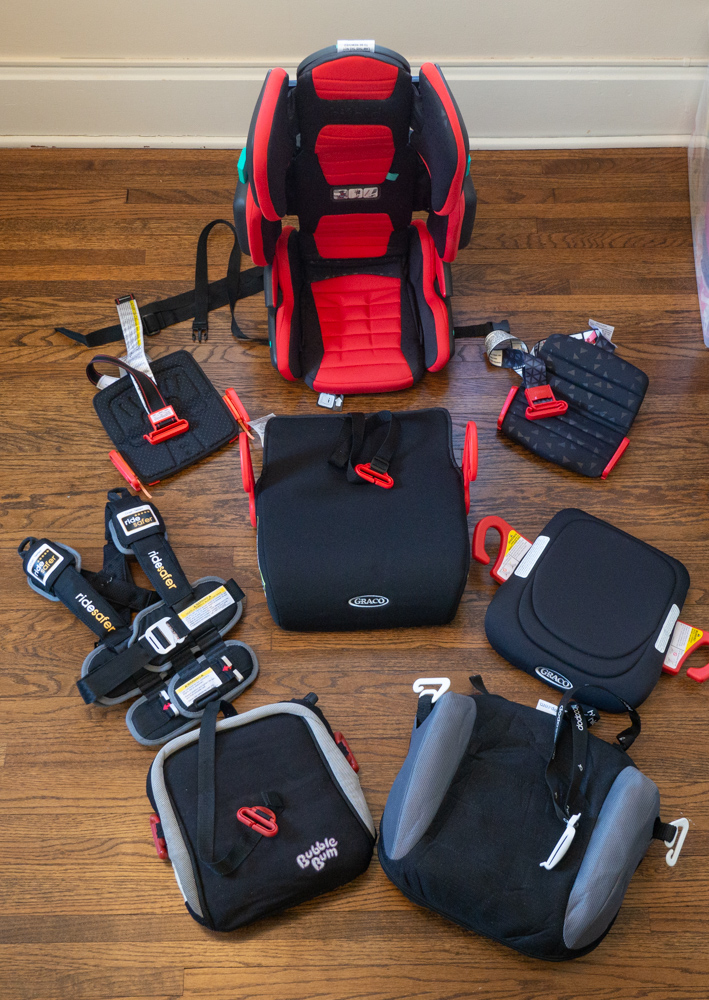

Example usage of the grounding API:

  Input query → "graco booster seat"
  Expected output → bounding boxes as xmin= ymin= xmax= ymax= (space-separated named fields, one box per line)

xmin=233 ymin=42 xmax=477 ymax=395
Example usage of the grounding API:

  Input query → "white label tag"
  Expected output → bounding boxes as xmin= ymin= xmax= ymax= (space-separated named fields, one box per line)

xmin=536 ymin=698 xmax=558 ymax=716
xmin=656 ymin=604 xmax=681 ymax=653
xmin=332 ymin=186 xmax=380 ymax=201
xmin=588 ymin=318 xmax=615 ymax=341
xmin=28 ymin=543 xmax=64 ymax=585
xmin=249 ymin=413 xmax=275 ymax=446
xmin=663 ymin=620 xmax=704 ymax=671
xmin=337 ymin=39 xmax=375 ymax=52
xmin=116 ymin=504 xmax=158 ymax=536
xmin=175 ymin=667 xmax=222 ymax=707
xmin=497 ymin=531 xmax=532 ymax=581
xmin=514 ymin=536 xmax=550 ymax=579
xmin=178 ymin=586 xmax=235 ymax=631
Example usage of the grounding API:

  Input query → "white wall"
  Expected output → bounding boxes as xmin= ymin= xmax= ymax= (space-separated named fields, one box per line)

xmin=1 ymin=0 xmax=708 ymax=146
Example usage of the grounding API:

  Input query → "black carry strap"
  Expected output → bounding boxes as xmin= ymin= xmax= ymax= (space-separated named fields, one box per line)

xmin=55 ymin=219 xmax=265 ymax=348
xmin=329 ymin=410 xmax=401 ymax=484
xmin=197 ymin=700 xmax=268 ymax=876
xmin=454 ymin=320 xmax=511 ymax=339
xmin=86 ymin=355 xmax=169 ymax=412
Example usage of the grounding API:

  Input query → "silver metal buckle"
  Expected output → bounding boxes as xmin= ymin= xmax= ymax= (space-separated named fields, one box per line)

xmin=144 ymin=616 xmax=186 ymax=656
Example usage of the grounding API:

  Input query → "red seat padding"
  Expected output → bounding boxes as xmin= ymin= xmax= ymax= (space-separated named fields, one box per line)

xmin=315 ymin=125 xmax=395 ymax=185
xmin=313 ymin=214 xmax=394 ymax=259
xmin=311 ymin=274 xmax=414 ymax=393
xmin=312 ymin=56 xmax=398 ymax=100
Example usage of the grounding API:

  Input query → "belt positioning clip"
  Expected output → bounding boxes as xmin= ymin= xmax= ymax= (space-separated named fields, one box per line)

xmin=144 ymin=405 xmax=190 ymax=445
xmin=524 ymin=385 xmax=568 ymax=421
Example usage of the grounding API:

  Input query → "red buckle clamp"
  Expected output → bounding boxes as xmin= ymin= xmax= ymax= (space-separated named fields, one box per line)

xmin=143 ymin=405 xmax=190 ymax=444
xmin=150 ymin=813 xmax=169 ymax=860
xmin=354 ymin=463 xmax=394 ymax=489
xmin=524 ymin=385 xmax=568 ymax=421
xmin=237 ymin=806 xmax=279 ymax=837
xmin=334 ymin=732 xmax=360 ymax=773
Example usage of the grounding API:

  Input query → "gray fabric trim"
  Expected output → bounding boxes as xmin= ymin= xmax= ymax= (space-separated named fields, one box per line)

xmin=148 ymin=701 xmax=375 ymax=918
xmin=381 ymin=692 xmax=476 ymax=860
xmin=563 ymin=766 xmax=660 ymax=950
xmin=80 ymin=577 xmax=243 ymax=706
xmin=125 ymin=640 xmax=259 ymax=745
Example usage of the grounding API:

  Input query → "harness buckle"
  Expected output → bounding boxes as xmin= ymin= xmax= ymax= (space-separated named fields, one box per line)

xmin=150 ymin=813 xmax=169 ymax=859
xmin=355 ymin=463 xmax=394 ymax=489
xmin=237 ymin=806 xmax=279 ymax=837
xmin=524 ymin=385 xmax=568 ymax=421
xmin=143 ymin=405 xmax=190 ymax=445
xmin=334 ymin=731 xmax=360 ymax=773
xmin=144 ymin=616 xmax=186 ymax=656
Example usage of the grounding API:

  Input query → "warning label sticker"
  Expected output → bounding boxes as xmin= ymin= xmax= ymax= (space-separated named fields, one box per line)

xmin=497 ymin=531 xmax=532 ymax=581
xmin=175 ymin=667 xmax=222 ymax=707
xmin=663 ymin=620 xmax=704 ymax=673
xmin=178 ymin=586 xmax=235 ymax=631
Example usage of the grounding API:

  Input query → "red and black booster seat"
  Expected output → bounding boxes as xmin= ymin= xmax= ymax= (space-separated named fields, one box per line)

xmin=233 ymin=42 xmax=477 ymax=395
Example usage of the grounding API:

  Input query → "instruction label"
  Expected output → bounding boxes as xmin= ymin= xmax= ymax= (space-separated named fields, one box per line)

xmin=497 ymin=531 xmax=532 ymax=581
xmin=175 ymin=667 xmax=222 ymax=707
xmin=663 ymin=620 xmax=704 ymax=673
xmin=178 ymin=586 xmax=235 ymax=631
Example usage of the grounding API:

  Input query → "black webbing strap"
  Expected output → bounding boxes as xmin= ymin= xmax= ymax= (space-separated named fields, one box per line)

xmin=653 ymin=818 xmax=678 ymax=843
xmin=546 ymin=693 xmax=589 ymax=824
xmin=55 ymin=219 xmax=265 ymax=348
xmin=76 ymin=641 xmax=155 ymax=704
xmin=574 ymin=685 xmax=641 ymax=751
xmin=328 ymin=410 xmax=401 ymax=484
xmin=197 ymin=700 xmax=265 ymax=876
xmin=82 ymin=506 xmax=156 ymax=614
xmin=454 ymin=320 xmax=511 ymax=339
xmin=86 ymin=355 xmax=168 ymax=413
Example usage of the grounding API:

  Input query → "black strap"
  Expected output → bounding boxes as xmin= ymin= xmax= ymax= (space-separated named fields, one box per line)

xmin=574 ymin=684 xmax=641 ymax=751
xmin=76 ymin=641 xmax=155 ymax=704
xmin=545 ymin=693 xmax=589 ymax=823
xmin=328 ymin=411 xmax=400 ymax=483
xmin=197 ymin=700 xmax=264 ymax=876
xmin=653 ymin=818 xmax=678 ymax=843
xmin=454 ymin=320 xmax=511 ymax=338
xmin=469 ymin=674 xmax=489 ymax=695
xmin=55 ymin=219 xmax=265 ymax=348
xmin=86 ymin=355 xmax=168 ymax=412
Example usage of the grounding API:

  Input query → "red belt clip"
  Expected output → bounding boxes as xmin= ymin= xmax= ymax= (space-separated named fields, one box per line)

xmin=150 ymin=813 xmax=169 ymax=860
xmin=334 ymin=731 xmax=360 ymax=773
xmin=143 ymin=405 xmax=190 ymax=444
xmin=524 ymin=385 xmax=568 ymax=421
xmin=237 ymin=806 xmax=279 ymax=837
xmin=355 ymin=463 xmax=394 ymax=489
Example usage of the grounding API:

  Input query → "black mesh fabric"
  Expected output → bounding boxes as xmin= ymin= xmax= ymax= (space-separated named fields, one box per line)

xmin=154 ymin=712 xmax=374 ymax=931
xmin=499 ymin=335 xmax=649 ymax=477
xmin=379 ymin=692 xmax=638 ymax=961
xmin=92 ymin=351 xmax=238 ymax=483
xmin=484 ymin=509 xmax=690 ymax=711
xmin=255 ymin=408 xmax=470 ymax=630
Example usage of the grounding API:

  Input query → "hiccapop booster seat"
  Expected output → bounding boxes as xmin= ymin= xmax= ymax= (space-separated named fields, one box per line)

xmin=233 ymin=42 xmax=477 ymax=396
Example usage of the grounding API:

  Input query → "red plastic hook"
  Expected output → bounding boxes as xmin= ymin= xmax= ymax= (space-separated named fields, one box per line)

xmin=472 ymin=514 xmax=532 ymax=584
xmin=462 ymin=421 xmax=478 ymax=514
xmin=661 ymin=621 xmax=709 ymax=683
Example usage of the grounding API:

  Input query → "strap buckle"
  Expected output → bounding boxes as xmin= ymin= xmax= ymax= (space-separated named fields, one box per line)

xmin=354 ymin=462 xmax=394 ymax=489
xmin=150 ymin=814 xmax=169 ymax=859
xmin=236 ymin=806 xmax=279 ymax=837
xmin=524 ymin=385 xmax=568 ymax=421
xmin=334 ymin=731 xmax=360 ymax=773
xmin=143 ymin=405 xmax=190 ymax=445
xmin=143 ymin=616 xmax=186 ymax=656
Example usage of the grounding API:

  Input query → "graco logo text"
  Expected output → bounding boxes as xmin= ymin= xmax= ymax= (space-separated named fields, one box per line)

xmin=348 ymin=595 xmax=389 ymax=608
xmin=535 ymin=666 xmax=573 ymax=690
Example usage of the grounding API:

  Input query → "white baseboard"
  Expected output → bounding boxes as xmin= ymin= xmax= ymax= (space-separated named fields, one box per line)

xmin=0 ymin=60 xmax=705 ymax=148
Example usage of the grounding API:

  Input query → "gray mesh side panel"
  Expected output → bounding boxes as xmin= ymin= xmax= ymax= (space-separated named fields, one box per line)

xmin=563 ymin=766 xmax=660 ymax=950
xmin=149 ymin=701 xmax=375 ymax=917
xmin=381 ymin=693 xmax=476 ymax=861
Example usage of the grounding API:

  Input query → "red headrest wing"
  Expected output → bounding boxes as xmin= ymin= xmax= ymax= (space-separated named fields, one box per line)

xmin=246 ymin=67 xmax=293 ymax=222
xmin=413 ymin=63 xmax=468 ymax=216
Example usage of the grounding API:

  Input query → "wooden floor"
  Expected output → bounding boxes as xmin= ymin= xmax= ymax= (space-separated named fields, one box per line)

xmin=1 ymin=147 xmax=708 ymax=1000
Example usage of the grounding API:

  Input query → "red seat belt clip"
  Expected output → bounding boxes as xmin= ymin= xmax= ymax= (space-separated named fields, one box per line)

xmin=150 ymin=813 xmax=169 ymax=860
xmin=661 ymin=620 xmax=709 ymax=683
xmin=334 ymin=732 xmax=360 ymax=772
xmin=524 ymin=385 xmax=568 ymax=421
xmin=143 ymin=405 xmax=190 ymax=444
xmin=224 ymin=388 xmax=255 ymax=439
xmin=355 ymin=463 xmax=394 ymax=489
xmin=237 ymin=806 xmax=279 ymax=837
xmin=472 ymin=514 xmax=532 ymax=584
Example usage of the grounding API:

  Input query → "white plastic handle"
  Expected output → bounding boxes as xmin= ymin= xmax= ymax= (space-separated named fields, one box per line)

xmin=664 ymin=817 xmax=689 ymax=867
xmin=412 ymin=677 xmax=451 ymax=704
xmin=540 ymin=813 xmax=581 ymax=871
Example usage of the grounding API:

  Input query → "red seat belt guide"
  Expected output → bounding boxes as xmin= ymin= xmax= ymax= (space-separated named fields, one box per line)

xmin=472 ymin=514 xmax=532 ymax=584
